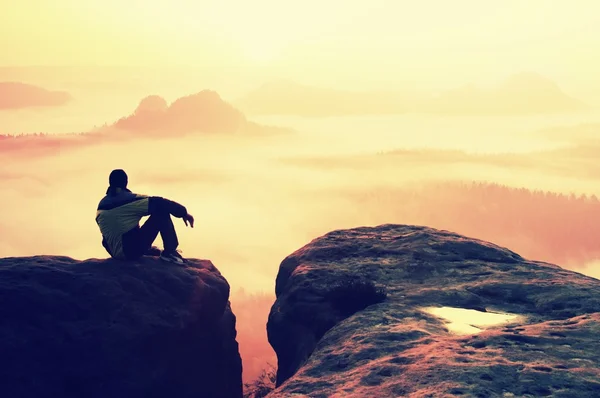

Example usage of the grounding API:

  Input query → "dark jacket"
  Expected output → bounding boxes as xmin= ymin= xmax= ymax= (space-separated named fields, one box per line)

xmin=95 ymin=187 xmax=187 ymax=259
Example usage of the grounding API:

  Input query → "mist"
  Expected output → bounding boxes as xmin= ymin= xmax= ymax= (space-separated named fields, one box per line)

xmin=2 ymin=97 xmax=600 ymax=382
xmin=3 ymin=1 xmax=600 ymax=388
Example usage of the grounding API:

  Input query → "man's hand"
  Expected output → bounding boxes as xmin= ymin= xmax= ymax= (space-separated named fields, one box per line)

xmin=183 ymin=213 xmax=195 ymax=228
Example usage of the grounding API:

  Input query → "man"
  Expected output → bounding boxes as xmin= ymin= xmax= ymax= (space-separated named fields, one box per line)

xmin=95 ymin=169 xmax=194 ymax=265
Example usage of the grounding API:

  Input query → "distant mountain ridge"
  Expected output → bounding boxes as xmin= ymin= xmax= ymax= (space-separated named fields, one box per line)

xmin=114 ymin=90 xmax=246 ymax=134
xmin=237 ymin=72 xmax=587 ymax=117
xmin=113 ymin=90 xmax=291 ymax=136
xmin=0 ymin=82 xmax=71 ymax=109
xmin=424 ymin=72 xmax=586 ymax=114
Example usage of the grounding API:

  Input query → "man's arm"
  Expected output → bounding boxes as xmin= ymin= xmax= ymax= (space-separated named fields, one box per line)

xmin=148 ymin=196 xmax=187 ymax=218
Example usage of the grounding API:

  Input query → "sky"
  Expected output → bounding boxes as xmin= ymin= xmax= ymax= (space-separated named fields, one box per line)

xmin=2 ymin=0 xmax=600 ymax=95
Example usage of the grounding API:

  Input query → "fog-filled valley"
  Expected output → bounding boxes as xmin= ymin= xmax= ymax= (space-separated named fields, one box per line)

xmin=2 ymin=72 xmax=600 ymax=382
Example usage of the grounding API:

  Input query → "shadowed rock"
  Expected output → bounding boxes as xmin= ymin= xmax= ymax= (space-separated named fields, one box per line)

xmin=267 ymin=224 xmax=600 ymax=397
xmin=0 ymin=255 xmax=243 ymax=398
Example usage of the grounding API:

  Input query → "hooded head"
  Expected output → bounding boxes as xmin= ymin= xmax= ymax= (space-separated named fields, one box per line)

xmin=107 ymin=169 xmax=128 ymax=195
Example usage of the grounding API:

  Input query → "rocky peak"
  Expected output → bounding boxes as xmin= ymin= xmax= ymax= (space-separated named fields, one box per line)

xmin=267 ymin=224 xmax=600 ymax=397
xmin=0 ymin=255 xmax=243 ymax=398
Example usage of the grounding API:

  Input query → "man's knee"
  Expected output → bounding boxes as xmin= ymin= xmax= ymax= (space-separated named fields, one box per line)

xmin=148 ymin=196 xmax=187 ymax=219
xmin=150 ymin=211 xmax=172 ymax=227
xmin=154 ymin=209 xmax=171 ymax=218
xmin=149 ymin=197 xmax=170 ymax=216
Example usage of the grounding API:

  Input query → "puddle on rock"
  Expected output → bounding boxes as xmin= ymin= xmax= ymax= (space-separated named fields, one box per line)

xmin=423 ymin=306 xmax=521 ymax=335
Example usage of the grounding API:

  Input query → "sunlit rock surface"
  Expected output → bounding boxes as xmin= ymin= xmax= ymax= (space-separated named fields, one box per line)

xmin=267 ymin=224 xmax=600 ymax=397
xmin=0 ymin=256 xmax=243 ymax=398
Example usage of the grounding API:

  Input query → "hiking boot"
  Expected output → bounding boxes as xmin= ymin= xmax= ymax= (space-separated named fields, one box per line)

xmin=160 ymin=249 xmax=186 ymax=265
xmin=145 ymin=246 xmax=161 ymax=257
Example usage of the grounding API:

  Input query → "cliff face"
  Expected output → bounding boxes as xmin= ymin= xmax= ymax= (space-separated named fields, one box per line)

xmin=0 ymin=256 xmax=243 ymax=398
xmin=267 ymin=224 xmax=600 ymax=397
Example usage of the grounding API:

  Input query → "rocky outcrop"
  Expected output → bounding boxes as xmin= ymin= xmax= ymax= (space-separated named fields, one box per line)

xmin=0 ymin=256 xmax=243 ymax=398
xmin=267 ymin=224 xmax=600 ymax=397
xmin=114 ymin=90 xmax=246 ymax=135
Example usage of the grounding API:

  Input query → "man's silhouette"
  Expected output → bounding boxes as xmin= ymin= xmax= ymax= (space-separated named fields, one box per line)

xmin=95 ymin=169 xmax=194 ymax=265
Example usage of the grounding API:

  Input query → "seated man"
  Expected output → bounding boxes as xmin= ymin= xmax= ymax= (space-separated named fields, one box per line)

xmin=95 ymin=169 xmax=194 ymax=265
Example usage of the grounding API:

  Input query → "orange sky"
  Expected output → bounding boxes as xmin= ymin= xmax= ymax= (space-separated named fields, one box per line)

xmin=2 ymin=0 xmax=600 ymax=94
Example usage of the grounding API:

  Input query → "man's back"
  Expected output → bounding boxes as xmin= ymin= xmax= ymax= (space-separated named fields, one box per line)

xmin=95 ymin=188 xmax=150 ymax=259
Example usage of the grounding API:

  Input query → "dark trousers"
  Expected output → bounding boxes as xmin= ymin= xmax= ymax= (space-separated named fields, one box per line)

xmin=122 ymin=212 xmax=179 ymax=259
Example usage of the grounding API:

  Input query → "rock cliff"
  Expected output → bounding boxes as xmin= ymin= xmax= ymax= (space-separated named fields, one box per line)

xmin=267 ymin=224 xmax=600 ymax=397
xmin=0 ymin=256 xmax=242 ymax=398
